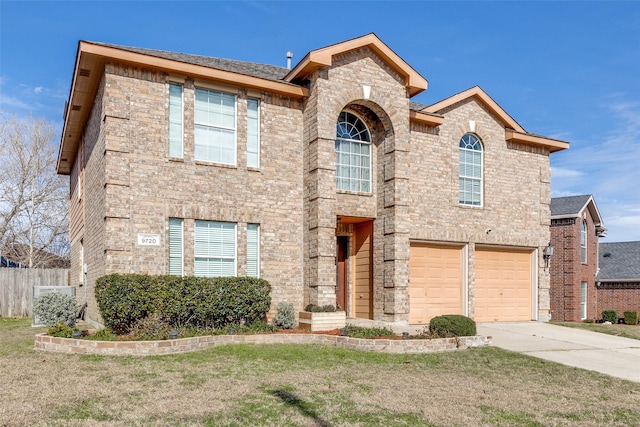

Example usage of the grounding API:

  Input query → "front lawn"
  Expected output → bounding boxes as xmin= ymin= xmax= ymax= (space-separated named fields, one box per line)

xmin=553 ymin=321 xmax=640 ymax=341
xmin=2 ymin=317 xmax=640 ymax=426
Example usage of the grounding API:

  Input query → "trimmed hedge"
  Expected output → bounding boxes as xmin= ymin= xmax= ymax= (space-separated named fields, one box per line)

xmin=429 ymin=314 xmax=477 ymax=337
xmin=624 ymin=311 xmax=639 ymax=325
xmin=602 ymin=310 xmax=618 ymax=324
xmin=95 ymin=274 xmax=271 ymax=334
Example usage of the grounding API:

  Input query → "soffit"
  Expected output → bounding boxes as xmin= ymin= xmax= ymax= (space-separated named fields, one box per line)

xmin=285 ymin=33 xmax=428 ymax=97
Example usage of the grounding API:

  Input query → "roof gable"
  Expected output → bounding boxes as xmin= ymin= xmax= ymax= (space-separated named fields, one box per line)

xmin=598 ymin=241 xmax=640 ymax=282
xmin=551 ymin=194 xmax=606 ymax=236
xmin=284 ymin=33 xmax=428 ymax=97
xmin=423 ymin=86 xmax=569 ymax=153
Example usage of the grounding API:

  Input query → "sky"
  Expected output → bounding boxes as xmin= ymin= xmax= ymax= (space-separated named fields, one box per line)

xmin=1 ymin=1 xmax=639 ymax=242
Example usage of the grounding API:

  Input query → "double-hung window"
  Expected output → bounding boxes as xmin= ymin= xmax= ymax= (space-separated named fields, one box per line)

xmin=335 ymin=111 xmax=371 ymax=193
xmin=194 ymin=88 xmax=236 ymax=164
xmin=581 ymin=220 xmax=587 ymax=263
xmin=247 ymin=99 xmax=260 ymax=168
xmin=168 ymin=83 xmax=183 ymax=158
xmin=459 ymin=133 xmax=483 ymax=206
xmin=168 ymin=218 xmax=184 ymax=276
xmin=194 ymin=220 xmax=236 ymax=277
xmin=246 ymin=224 xmax=260 ymax=278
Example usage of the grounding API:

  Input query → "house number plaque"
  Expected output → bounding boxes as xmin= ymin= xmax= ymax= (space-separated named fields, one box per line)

xmin=137 ymin=234 xmax=160 ymax=246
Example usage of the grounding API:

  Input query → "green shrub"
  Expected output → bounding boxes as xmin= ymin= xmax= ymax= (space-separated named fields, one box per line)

xmin=47 ymin=322 xmax=79 ymax=338
xmin=130 ymin=313 xmax=171 ymax=341
xmin=602 ymin=310 xmax=618 ymax=324
xmin=33 ymin=292 xmax=78 ymax=327
xmin=429 ymin=315 xmax=477 ymax=337
xmin=343 ymin=324 xmax=395 ymax=339
xmin=95 ymin=274 xmax=271 ymax=333
xmin=273 ymin=302 xmax=297 ymax=329
xmin=624 ymin=311 xmax=638 ymax=325
xmin=85 ymin=328 xmax=117 ymax=341
xmin=304 ymin=304 xmax=336 ymax=313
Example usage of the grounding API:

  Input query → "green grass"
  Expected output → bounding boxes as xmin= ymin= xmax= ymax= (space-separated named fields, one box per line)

xmin=553 ymin=321 xmax=640 ymax=340
xmin=4 ymin=317 xmax=640 ymax=426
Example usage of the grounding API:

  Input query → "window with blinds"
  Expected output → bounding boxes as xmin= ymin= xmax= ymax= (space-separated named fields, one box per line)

xmin=247 ymin=224 xmax=259 ymax=278
xmin=247 ymin=99 xmax=260 ymax=168
xmin=194 ymin=220 xmax=236 ymax=277
xmin=194 ymin=88 xmax=236 ymax=164
xmin=168 ymin=83 xmax=183 ymax=158
xmin=168 ymin=218 xmax=183 ymax=276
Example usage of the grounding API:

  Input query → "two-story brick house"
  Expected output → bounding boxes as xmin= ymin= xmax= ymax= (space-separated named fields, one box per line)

xmin=57 ymin=34 xmax=569 ymax=326
xmin=549 ymin=195 xmax=606 ymax=321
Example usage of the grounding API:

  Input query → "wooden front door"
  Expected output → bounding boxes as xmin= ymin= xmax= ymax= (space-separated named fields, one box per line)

xmin=336 ymin=236 xmax=348 ymax=311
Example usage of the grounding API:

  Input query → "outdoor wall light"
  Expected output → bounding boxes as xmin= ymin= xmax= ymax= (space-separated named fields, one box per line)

xmin=169 ymin=330 xmax=179 ymax=340
xmin=543 ymin=242 xmax=554 ymax=270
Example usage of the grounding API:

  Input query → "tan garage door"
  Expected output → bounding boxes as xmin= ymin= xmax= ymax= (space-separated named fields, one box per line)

xmin=409 ymin=243 xmax=463 ymax=324
xmin=474 ymin=247 xmax=532 ymax=322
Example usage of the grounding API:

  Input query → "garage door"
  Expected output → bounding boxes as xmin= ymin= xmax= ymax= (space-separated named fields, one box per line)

xmin=474 ymin=247 xmax=533 ymax=322
xmin=409 ymin=243 xmax=463 ymax=324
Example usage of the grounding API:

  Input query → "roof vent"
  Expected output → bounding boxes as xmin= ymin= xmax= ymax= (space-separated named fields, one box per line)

xmin=286 ymin=51 xmax=293 ymax=70
xmin=72 ymin=105 xmax=81 ymax=112
xmin=79 ymin=68 xmax=91 ymax=77
xmin=603 ymin=253 xmax=611 ymax=257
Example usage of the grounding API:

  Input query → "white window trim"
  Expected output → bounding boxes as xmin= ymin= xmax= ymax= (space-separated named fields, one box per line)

xmin=168 ymin=83 xmax=184 ymax=158
xmin=581 ymin=220 xmax=587 ymax=264
xmin=194 ymin=220 xmax=237 ymax=277
xmin=580 ymin=282 xmax=587 ymax=320
xmin=168 ymin=218 xmax=184 ymax=276
xmin=247 ymin=224 xmax=260 ymax=278
xmin=194 ymin=88 xmax=237 ymax=165
xmin=458 ymin=134 xmax=484 ymax=207
xmin=247 ymin=98 xmax=260 ymax=169
xmin=335 ymin=111 xmax=372 ymax=193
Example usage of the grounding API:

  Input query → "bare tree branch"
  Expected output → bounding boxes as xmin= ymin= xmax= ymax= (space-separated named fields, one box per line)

xmin=0 ymin=113 xmax=70 ymax=267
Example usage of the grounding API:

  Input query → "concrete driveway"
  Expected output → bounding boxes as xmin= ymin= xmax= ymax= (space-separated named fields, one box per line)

xmin=477 ymin=322 xmax=640 ymax=382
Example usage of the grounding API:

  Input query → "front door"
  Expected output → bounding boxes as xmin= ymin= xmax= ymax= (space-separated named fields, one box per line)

xmin=336 ymin=236 xmax=348 ymax=311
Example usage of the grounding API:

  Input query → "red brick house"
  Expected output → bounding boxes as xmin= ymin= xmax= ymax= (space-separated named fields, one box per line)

xmin=596 ymin=241 xmax=640 ymax=319
xmin=550 ymin=195 xmax=606 ymax=321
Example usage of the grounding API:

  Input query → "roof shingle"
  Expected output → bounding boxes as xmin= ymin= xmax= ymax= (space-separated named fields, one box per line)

xmin=598 ymin=241 xmax=640 ymax=281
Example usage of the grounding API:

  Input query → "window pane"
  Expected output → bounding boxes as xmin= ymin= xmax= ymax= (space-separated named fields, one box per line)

xmin=194 ymin=221 xmax=236 ymax=277
xmin=458 ymin=134 xmax=483 ymax=205
xmin=169 ymin=84 xmax=183 ymax=158
xmin=247 ymin=224 xmax=259 ymax=278
xmin=168 ymin=218 xmax=183 ymax=276
xmin=247 ymin=99 xmax=260 ymax=168
xmin=194 ymin=88 xmax=236 ymax=164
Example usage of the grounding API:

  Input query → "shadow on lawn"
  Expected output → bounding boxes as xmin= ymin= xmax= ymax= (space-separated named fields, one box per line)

xmin=270 ymin=389 xmax=331 ymax=427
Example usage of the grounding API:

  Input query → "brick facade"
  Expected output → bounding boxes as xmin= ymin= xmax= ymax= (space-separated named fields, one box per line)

xmin=549 ymin=205 xmax=600 ymax=321
xmin=60 ymin=35 xmax=567 ymax=326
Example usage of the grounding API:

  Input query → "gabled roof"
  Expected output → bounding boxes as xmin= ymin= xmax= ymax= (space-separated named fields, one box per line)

xmin=285 ymin=33 xmax=428 ymax=97
xmin=598 ymin=241 xmax=640 ymax=282
xmin=551 ymin=194 xmax=606 ymax=236
xmin=423 ymin=86 xmax=570 ymax=153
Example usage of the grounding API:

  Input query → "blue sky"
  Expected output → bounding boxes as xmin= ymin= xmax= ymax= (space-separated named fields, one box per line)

xmin=1 ymin=1 xmax=639 ymax=242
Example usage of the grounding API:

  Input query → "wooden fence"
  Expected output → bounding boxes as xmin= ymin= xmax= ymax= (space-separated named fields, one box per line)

xmin=0 ymin=268 xmax=69 ymax=317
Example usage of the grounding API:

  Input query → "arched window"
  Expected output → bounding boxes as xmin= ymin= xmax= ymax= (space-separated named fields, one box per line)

xmin=459 ymin=133 xmax=483 ymax=206
xmin=581 ymin=220 xmax=587 ymax=263
xmin=335 ymin=112 xmax=371 ymax=192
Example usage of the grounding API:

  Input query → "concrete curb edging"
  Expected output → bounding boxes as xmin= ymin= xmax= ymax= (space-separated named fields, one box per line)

xmin=34 ymin=333 xmax=491 ymax=356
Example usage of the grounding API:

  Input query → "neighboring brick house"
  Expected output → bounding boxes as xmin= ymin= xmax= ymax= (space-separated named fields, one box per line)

xmin=549 ymin=195 xmax=606 ymax=321
xmin=596 ymin=241 xmax=640 ymax=318
xmin=56 ymin=33 xmax=569 ymax=326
